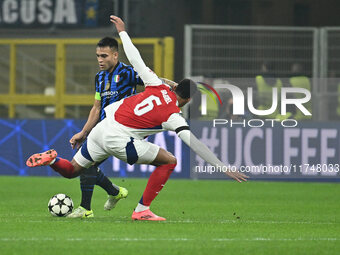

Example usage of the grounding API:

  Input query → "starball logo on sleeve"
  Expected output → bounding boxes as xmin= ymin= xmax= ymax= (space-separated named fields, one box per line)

xmin=198 ymin=82 xmax=312 ymax=128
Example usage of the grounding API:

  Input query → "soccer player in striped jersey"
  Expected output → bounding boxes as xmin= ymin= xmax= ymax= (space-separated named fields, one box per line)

xmin=26 ymin=15 xmax=248 ymax=221
xmin=67 ymin=37 xmax=143 ymax=218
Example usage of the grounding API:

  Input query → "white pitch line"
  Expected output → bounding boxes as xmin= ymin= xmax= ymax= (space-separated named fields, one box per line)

xmin=213 ymin=238 xmax=340 ymax=242
xmin=0 ymin=217 xmax=337 ymax=226
xmin=0 ymin=237 xmax=339 ymax=242
xmin=0 ymin=219 xmax=337 ymax=225
xmin=167 ymin=220 xmax=337 ymax=225
xmin=221 ymin=220 xmax=337 ymax=225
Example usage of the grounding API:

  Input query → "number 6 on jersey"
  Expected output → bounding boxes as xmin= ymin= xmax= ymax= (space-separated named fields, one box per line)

xmin=134 ymin=95 xmax=162 ymax=116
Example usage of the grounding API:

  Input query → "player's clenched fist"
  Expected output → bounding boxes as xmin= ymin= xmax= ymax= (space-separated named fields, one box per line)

xmin=110 ymin=15 xmax=125 ymax=33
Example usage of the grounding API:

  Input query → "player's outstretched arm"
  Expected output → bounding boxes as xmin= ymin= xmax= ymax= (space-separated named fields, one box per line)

xmin=110 ymin=15 xmax=162 ymax=86
xmin=110 ymin=16 xmax=147 ymax=74
xmin=163 ymin=114 xmax=248 ymax=182
xmin=178 ymin=130 xmax=249 ymax=182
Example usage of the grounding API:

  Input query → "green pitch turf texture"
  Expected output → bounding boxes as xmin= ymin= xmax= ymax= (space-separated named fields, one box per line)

xmin=0 ymin=176 xmax=339 ymax=255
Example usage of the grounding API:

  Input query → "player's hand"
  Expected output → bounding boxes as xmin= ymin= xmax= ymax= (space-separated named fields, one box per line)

xmin=69 ymin=132 xmax=86 ymax=150
xmin=161 ymin=78 xmax=178 ymax=89
xmin=225 ymin=168 xmax=249 ymax=183
xmin=110 ymin=15 xmax=125 ymax=33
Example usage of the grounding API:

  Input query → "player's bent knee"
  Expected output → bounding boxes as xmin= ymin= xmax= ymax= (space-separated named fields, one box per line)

xmin=161 ymin=155 xmax=176 ymax=166
xmin=152 ymin=148 xmax=177 ymax=166
xmin=70 ymin=159 xmax=85 ymax=176
xmin=164 ymin=150 xmax=177 ymax=165
xmin=168 ymin=156 xmax=177 ymax=166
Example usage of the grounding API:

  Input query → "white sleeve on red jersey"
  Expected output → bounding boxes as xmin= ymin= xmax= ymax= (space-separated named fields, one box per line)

xmin=119 ymin=31 xmax=162 ymax=87
xmin=162 ymin=113 xmax=225 ymax=168
xmin=161 ymin=113 xmax=189 ymax=132
xmin=178 ymin=130 xmax=225 ymax=169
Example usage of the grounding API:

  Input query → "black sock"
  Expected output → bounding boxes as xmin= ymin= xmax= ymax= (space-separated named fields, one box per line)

xmin=79 ymin=166 xmax=97 ymax=210
xmin=95 ymin=168 xmax=119 ymax=196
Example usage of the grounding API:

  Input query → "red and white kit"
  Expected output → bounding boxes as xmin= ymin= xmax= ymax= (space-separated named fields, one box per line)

xmin=75 ymin=31 xmax=227 ymax=171
xmin=74 ymin=32 xmax=189 ymax=168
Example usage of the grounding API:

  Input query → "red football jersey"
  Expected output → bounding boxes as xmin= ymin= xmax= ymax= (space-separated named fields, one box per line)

xmin=114 ymin=84 xmax=181 ymax=129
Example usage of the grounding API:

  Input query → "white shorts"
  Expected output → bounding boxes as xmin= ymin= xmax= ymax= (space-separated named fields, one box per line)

xmin=73 ymin=119 xmax=160 ymax=169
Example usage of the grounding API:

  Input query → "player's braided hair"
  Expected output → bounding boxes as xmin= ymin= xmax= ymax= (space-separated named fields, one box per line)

xmin=97 ymin=37 xmax=119 ymax=52
xmin=175 ymin=79 xmax=198 ymax=99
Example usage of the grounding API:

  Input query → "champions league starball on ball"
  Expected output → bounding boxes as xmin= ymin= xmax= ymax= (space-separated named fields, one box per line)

xmin=48 ymin=194 xmax=74 ymax=217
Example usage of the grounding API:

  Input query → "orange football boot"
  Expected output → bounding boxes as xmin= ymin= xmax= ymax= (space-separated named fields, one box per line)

xmin=26 ymin=149 xmax=57 ymax=167
xmin=131 ymin=209 xmax=166 ymax=221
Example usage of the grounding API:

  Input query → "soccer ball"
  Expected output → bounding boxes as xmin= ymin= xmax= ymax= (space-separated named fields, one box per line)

xmin=48 ymin=194 xmax=73 ymax=217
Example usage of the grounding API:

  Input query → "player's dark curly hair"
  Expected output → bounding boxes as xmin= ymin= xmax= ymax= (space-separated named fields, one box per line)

xmin=175 ymin=79 xmax=198 ymax=99
xmin=97 ymin=37 xmax=119 ymax=52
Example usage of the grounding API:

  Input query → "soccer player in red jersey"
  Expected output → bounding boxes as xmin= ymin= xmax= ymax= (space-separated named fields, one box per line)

xmin=27 ymin=15 xmax=248 ymax=221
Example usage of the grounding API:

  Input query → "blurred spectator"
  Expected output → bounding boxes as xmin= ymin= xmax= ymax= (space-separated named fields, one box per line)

xmin=288 ymin=62 xmax=312 ymax=120
xmin=255 ymin=61 xmax=282 ymax=119
xmin=291 ymin=62 xmax=305 ymax=76
xmin=259 ymin=61 xmax=278 ymax=86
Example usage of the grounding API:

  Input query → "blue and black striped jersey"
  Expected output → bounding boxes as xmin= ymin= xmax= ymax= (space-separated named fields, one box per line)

xmin=95 ymin=62 xmax=143 ymax=120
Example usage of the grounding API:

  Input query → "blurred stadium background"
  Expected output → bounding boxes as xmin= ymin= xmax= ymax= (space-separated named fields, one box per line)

xmin=1 ymin=0 xmax=340 ymax=179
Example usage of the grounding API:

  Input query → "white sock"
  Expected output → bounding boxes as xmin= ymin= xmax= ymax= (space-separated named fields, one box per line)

xmin=135 ymin=203 xmax=149 ymax=212
xmin=49 ymin=158 xmax=56 ymax=165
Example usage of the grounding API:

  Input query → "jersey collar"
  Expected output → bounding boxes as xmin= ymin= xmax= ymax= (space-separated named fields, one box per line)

xmin=106 ymin=61 xmax=120 ymax=74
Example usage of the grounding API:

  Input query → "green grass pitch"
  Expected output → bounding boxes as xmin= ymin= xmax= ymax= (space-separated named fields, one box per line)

xmin=0 ymin=176 xmax=339 ymax=255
